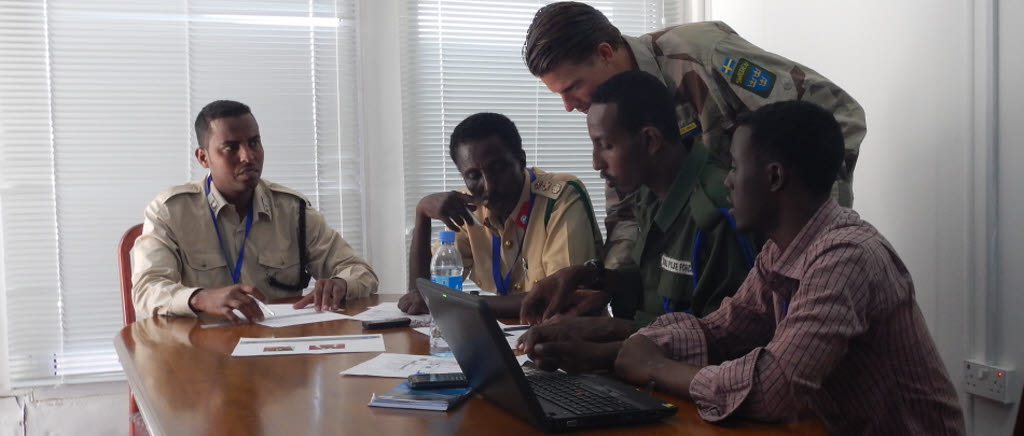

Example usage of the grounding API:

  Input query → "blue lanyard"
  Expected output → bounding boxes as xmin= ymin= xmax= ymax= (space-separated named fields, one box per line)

xmin=662 ymin=208 xmax=758 ymax=314
xmin=491 ymin=169 xmax=536 ymax=296
xmin=205 ymin=176 xmax=253 ymax=284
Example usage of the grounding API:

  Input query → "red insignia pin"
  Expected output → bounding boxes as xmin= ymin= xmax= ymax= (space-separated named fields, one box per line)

xmin=515 ymin=202 xmax=530 ymax=228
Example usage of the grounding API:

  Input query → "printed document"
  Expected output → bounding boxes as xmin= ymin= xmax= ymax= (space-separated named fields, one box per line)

xmin=231 ymin=334 xmax=385 ymax=357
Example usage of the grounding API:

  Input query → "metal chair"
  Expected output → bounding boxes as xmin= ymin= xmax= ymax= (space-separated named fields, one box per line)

xmin=117 ymin=223 xmax=146 ymax=436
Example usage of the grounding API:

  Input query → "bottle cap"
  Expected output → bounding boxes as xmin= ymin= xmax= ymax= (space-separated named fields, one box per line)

xmin=438 ymin=230 xmax=455 ymax=243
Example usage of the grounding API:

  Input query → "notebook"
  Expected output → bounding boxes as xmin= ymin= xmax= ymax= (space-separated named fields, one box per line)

xmin=368 ymin=381 xmax=473 ymax=411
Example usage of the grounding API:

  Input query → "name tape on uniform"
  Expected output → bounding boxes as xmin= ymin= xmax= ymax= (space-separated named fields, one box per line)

xmin=661 ymin=254 xmax=693 ymax=276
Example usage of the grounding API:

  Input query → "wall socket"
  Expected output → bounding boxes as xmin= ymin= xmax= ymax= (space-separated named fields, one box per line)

xmin=963 ymin=360 xmax=1014 ymax=403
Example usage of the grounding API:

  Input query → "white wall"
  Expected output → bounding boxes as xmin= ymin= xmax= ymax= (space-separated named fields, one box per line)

xmin=986 ymin=0 xmax=1024 ymax=433
xmin=710 ymin=0 xmax=1021 ymax=434
xmin=711 ymin=0 xmax=970 ymax=387
xmin=360 ymin=0 xmax=408 ymax=294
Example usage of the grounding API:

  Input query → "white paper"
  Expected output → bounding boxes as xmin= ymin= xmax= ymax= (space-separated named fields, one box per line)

xmin=412 ymin=323 xmax=528 ymax=349
xmin=351 ymin=302 xmax=432 ymax=327
xmin=341 ymin=352 xmax=530 ymax=378
xmin=231 ymin=334 xmax=385 ymax=357
xmin=200 ymin=304 xmax=353 ymax=329
xmin=255 ymin=304 xmax=353 ymax=327
xmin=341 ymin=353 xmax=461 ymax=378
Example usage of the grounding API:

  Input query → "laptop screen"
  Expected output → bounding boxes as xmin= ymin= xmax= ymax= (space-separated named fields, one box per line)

xmin=417 ymin=278 xmax=545 ymax=427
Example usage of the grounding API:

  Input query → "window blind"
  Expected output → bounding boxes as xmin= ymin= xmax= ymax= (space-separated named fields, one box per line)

xmin=0 ymin=0 xmax=362 ymax=387
xmin=399 ymin=0 xmax=672 ymax=289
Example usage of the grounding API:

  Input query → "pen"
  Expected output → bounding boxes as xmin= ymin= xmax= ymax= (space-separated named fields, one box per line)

xmin=249 ymin=294 xmax=276 ymax=316
xmin=466 ymin=205 xmax=482 ymax=226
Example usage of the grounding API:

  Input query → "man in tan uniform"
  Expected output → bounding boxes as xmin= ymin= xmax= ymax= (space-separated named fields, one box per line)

xmin=524 ymin=2 xmax=866 ymax=267
xmin=399 ymin=112 xmax=602 ymax=317
xmin=132 ymin=100 xmax=378 ymax=323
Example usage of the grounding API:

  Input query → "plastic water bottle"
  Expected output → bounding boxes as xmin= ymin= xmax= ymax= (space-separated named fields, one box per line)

xmin=429 ymin=230 xmax=463 ymax=357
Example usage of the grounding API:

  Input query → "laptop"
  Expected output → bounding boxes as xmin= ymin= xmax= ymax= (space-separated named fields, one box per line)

xmin=417 ymin=278 xmax=678 ymax=432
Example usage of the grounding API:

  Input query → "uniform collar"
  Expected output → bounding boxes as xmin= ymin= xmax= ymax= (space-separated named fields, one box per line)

xmin=205 ymin=176 xmax=272 ymax=221
xmin=652 ymin=142 xmax=709 ymax=231
xmin=483 ymin=168 xmax=532 ymax=232
xmin=767 ymin=199 xmax=843 ymax=280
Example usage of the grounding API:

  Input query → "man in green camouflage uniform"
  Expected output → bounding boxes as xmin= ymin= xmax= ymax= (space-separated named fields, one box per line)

xmin=523 ymin=2 xmax=866 ymax=270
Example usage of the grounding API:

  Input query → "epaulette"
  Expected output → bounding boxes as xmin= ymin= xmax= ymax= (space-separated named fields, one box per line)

xmin=264 ymin=181 xmax=312 ymax=207
xmin=534 ymin=173 xmax=599 ymax=233
xmin=530 ymin=173 xmax=570 ymax=200
xmin=156 ymin=182 xmax=202 ymax=204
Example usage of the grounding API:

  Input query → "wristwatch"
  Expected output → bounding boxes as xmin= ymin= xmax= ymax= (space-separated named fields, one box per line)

xmin=582 ymin=258 xmax=607 ymax=290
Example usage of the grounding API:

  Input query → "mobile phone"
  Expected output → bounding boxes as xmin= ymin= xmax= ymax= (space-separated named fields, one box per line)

xmin=408 ymin=372 xmax=468 ymax=390
xmin=361 ymin=317 xmax=411 ymax=330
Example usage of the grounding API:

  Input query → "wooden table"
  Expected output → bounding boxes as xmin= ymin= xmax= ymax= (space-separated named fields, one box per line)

xmin=115 ymin=295 xmax=826 ymax=436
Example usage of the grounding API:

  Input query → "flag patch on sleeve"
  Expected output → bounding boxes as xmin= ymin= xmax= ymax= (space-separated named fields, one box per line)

xmin=728 ymin=58 xmax=775 ymax=97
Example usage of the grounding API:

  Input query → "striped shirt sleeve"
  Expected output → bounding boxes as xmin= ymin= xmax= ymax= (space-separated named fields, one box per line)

xmin=689 ymin=242 xmax=874 ymax=422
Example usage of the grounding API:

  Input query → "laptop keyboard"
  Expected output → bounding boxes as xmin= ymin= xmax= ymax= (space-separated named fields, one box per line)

xmin=527 ymin=372 xmax=638 ymax=416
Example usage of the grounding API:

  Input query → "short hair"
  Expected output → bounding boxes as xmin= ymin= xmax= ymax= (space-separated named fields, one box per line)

xmin=589 ymin=70 xmax=683 ymax=147
xmin=449 ymin=112 xmax=526 ymax=167
xmin=195 ymin=100 xmax=252 ymax=148
xmin=736 ymin=101 xmax=844 ymax=197
xmin=523 ymin=2 xmax=623 ymax=77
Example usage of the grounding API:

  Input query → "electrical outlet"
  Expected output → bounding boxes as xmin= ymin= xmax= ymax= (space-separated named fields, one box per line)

xmin=963 ymin=360 xmax=1014 ymax=403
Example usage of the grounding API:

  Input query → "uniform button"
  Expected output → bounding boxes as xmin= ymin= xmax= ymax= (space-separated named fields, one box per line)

xmin=504 ymin=240 xmax=513 ymax=248
xmin=514 ymin=283 xmax=522 ymax=291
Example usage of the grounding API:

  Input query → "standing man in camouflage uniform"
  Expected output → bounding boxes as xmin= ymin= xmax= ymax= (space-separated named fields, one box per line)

xmin=522 ymin=1 xmax=865 ymax=269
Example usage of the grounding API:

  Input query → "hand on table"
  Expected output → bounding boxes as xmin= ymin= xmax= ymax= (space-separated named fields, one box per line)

xmin=613 ymin=334 xmax=670 ymax=386
xmin=293 ymin=278 xmax=348 ymax=311
xmin=189 ymin=284 xmax=267 ymax=324
xmin=398 ymin=289 xmax=430 ymax=314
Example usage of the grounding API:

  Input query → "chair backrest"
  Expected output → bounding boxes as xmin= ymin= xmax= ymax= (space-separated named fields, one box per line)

xmin=118 ymin=223 xmax=144 ymax=326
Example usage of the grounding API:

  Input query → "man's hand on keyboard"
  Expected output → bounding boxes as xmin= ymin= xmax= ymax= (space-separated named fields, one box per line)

xmin=529 ymin=341 xmax=623 ymax=373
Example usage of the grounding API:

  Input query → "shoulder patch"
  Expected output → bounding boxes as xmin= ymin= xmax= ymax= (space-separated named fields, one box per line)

xmin=264 ymin=181 xmax=312 ymax=207
xmin=723 ymin=57 xmax=776 ymax=97
xmin=679 ymin=121 xmax=701 ymax=138
xmin=157 ymin=182 xmax=201 ymax=204
xmin=531 ymin=173 xmax=569 ymax=200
